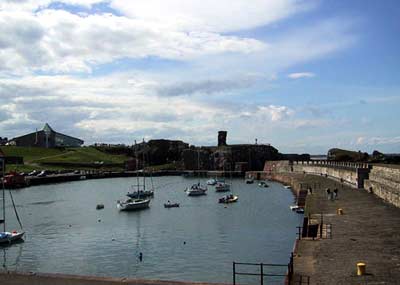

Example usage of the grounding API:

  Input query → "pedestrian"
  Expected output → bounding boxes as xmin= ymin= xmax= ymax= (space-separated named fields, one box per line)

xmin=326 ymin=188 xmax=331 ymax=200
xmin=334 ymin=188 xmax=338 ymax=199
xmin=308 ymin=187 xmax=313 ymax=194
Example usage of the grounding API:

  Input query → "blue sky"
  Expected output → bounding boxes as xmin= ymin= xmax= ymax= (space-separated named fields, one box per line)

xmin=0 ymin=0 xmax=399 ymax=154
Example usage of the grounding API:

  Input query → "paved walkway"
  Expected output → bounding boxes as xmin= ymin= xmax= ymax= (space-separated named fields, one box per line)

xmin=290 ymin=174 xmax=400 ymax=284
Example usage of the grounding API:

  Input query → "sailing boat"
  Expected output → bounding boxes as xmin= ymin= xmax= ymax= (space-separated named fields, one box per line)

xmin=186 ymin=150 xmax=207 ymax=196
xmin=117 ymin=149 xmax=151 ymax=211
xmin=215 ymin=168 xmax=230 ymax=192
xmin=218 ymin=163 xmax=238 ymax=203
xmin=0 ymin=157 xmax=24 ymax=244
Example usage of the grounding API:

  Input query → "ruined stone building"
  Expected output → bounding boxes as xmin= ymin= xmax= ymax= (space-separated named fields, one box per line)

xmin=182 ymin=131 xmax=282 ymax=171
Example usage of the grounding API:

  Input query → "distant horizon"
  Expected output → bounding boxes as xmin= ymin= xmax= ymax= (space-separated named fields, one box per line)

xmin=3 ymin=122 xmax=398 ymax=156
xmin=1 ymin=1 xmax=399 ymax=154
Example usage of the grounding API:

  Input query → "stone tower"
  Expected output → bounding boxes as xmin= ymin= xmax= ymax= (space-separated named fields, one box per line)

xmin=218 ymin=131 xmax=227 ymax=147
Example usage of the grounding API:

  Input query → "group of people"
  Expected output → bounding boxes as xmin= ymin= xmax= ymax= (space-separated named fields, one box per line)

xmin=326 ymin=188 xmax=339 ymax=200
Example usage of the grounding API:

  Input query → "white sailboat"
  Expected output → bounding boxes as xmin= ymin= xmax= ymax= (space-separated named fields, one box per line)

xmin=118 ymin=151 xmax=151 ymax=211
xmin=0 ymin=158 xmax=24 ymax=245
xmin=218 ymin=163 xmax=238 ymax=204
xmin=186 ymin=150 xmax=207 ymax=196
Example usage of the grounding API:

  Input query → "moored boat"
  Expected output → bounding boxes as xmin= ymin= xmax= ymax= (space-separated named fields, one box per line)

xmin=186 ymin=183 xmax=207 ymax=196
xmin=258 ymin=181 xmax=269 ymax=188
xmin=1 ymin=158 xmax=25 ymax=245
xmin=218 ymin=194 xmax=238 ymax=204
xmin=215 ymin=182 xmax=230 ymax=192
xmin=164 ymin=201 xmax=180 ymax=208
xmin=117 ymin=198 xmax=150 ymax=211
xmin=207 ymin=178 xmax=217 ymax=185
xmin=96 ymin=204 xmax=104 ymax=210
xmin=0 ymin=231 xmax=25 ymax=245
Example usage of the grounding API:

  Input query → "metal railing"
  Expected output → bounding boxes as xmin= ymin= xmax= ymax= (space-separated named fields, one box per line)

xmin=233 ymin=258 xmax=292 ymax=285
xmin=296 ymin=224 xmax=332 ymax=240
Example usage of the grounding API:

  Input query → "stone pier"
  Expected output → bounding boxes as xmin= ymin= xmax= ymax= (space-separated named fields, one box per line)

xmin=273 ymin=173 xmax=400 ymax=284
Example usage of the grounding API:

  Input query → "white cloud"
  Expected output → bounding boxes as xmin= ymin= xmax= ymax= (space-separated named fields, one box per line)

xmin=257 ymin=105 xmax=294 ymax=122
xmin=0 ymin=9 xmax=265 ymax=74
xmin=288 ymin=72 xmax=315 ymax=79
xmin=110 ymin=0 xmax=314 ymax=33
xmin=356 ymin=136 xmax=400 ymax=146
xmin=0 ymin=0 xmax=105 ymax=12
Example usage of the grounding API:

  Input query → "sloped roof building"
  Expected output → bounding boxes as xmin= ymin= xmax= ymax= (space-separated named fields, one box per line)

xmin=10 ymin=123 xmax=83 ymax=148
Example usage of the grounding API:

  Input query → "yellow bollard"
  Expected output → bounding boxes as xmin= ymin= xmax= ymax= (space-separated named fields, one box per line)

xmin=357 ymin=262 xmax=366 ymax=276
xmin=337 ymin=208 xmax=343 ymax=215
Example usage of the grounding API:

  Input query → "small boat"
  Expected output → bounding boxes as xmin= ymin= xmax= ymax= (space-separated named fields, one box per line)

xmin=117 ymin=198 xmax=150 ymax=211
xmin=0 ymin=231 xmax=25 ymax=245
xmin=284 ymin=185 xmax=292 ymax=189
xmin=164 ymin=201 xmax=180 ymax=208
xmin=127 ymin=190 xmax=154 ymax=199
xmin=219 ymin=194 xmax=238 ymax=204
xmin=245 ymin=177 xmax=254 ymax=184
xmin=207 ymin=178 xmax=217 ymax=185
xmin=290 ymin=205 xmax=300 ymax=211
xmin=258 ymin=181 xmax=269 ymax=188
xmin=186 ymin=183 xmax=207 ymax=196
xmin=96 ymin=204 xmax=104 ymax=210
xmin=1 ymin=159 xmax=25 ymax=245
xmin=215 ymin=182 xmax=230 ymax=192
xmin=296 ymin=208 xmax=304 ymax=214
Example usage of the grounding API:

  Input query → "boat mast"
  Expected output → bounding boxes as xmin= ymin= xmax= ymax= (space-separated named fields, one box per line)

xmin=197 ymin=149 xmax=200 ymax=184
xmin=143 ymin=149 xmax=146 ymax=192
xmin=1 ymin=158 xmax=5 ymax=232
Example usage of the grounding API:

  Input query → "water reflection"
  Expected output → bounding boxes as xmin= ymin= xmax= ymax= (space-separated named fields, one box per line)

xmin=1 ymin=177 xmax=302 ymax=283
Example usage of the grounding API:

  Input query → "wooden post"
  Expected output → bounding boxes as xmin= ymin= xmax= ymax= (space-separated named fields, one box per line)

xmin=320 ymin=213 xmax=323 ymax=239
xmin=260 ymin=263 xmax=264 ymax=285
xmin=233 ymin=262 xmax=236 ymax=285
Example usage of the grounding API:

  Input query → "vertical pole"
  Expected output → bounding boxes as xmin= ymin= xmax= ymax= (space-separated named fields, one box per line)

xmin=2 ymin=159 xmax=5 ymax=232
xmin=320 ymin=213 xmax=323 ymax=239
xmin=290 ymin=252 xmax=294 ymax=283
xmin=260 ymin=263 xmax=263 ymax=285
xmin=233 ymin=262 xmax=236 ymax=285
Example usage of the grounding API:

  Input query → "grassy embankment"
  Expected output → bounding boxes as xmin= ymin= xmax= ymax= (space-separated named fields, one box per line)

xmin=0 ymin=146 xmax=130 ymax=172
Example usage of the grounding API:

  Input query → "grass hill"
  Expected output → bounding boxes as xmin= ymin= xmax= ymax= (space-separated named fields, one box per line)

xmin=0 ymin=146 xmax=130 ymax=172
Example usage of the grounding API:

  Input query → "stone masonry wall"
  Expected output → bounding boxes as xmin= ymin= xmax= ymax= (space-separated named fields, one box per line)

xmin=292 ymin=164 xmax=359 ymax=187
xmin=364 ymin=165 xmax=400 ymax=208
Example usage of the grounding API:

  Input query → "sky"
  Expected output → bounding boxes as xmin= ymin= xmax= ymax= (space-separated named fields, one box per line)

xmin=0 ymin=0 xmax=399 ymax=154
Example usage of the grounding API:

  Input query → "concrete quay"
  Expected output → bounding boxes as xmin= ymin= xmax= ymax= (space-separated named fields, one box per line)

xmin=275 ymin=173 xmax=400 ymax=284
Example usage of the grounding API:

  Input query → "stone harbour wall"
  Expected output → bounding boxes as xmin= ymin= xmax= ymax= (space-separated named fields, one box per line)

xmin=290 ymin=161 xmax=368 ymax=188
xmin=364 ymin=165 xmax=400 ymax=208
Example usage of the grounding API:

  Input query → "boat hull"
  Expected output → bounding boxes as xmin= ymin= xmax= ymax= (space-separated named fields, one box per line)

xmin=117 ymin=199 xmax=150 ymax=211
xmin=186 ymin=190 xmax=207 ymax=196
xmin=0 ymin=232 xmax=25 ymax=245
xmin=219 ymin=195 xmax=238 ymax=204
xmin=215 ymin=182 xmax=230 ymax=192
xmin=164 ymin=203 xmax=180 ymax=208
xmin=186 ymin=184 xmax=207 ymax=196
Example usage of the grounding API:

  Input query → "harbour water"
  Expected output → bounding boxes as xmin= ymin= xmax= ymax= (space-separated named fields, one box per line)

xmin=1 ymin=176 xmax=302 ymax=284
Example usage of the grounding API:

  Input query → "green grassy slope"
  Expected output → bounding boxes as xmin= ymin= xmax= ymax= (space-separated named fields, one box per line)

xmin=0 ymin=146 xmax=130 ymax=171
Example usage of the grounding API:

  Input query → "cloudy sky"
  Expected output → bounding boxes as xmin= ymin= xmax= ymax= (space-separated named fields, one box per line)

xmin=0 ymin=0 xmax=399 ymax=154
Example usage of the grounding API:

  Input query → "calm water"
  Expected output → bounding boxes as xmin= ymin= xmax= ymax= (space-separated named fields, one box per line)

xmin=1 ymin=176 xmax=302 ymax=284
